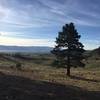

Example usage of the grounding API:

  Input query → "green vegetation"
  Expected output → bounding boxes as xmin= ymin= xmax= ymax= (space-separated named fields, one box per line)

xmin=16 ymin=62 xmax=22 ymax=70
xmin=51 ymin=23 xmax=85 ymax=76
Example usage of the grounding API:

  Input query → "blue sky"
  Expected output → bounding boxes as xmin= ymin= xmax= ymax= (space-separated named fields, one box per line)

xmin=0 ymin=0 xmax=100 ymax=49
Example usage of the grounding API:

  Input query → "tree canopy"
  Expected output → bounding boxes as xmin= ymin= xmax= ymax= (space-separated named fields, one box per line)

xmin=51 ymin=23 xmax=85 ymax=76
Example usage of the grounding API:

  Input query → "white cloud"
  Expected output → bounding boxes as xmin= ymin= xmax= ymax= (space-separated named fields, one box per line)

xmin=82 ymin=39 xmax=100 ymax=50
xmin=0 ymin=0 xmax=99 ymax=50
xmin=0 ymin=31 xmax=23 ymax=37
xmin=0 ymin=0 xmax=100 ymax=28
xmin=0 ymin=36 xmax=55 ymax=47
xmin=0 ymin=35 xmax=99 ymax=50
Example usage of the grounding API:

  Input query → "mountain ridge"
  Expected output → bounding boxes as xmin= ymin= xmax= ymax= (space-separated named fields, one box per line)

xmin=0 ymin=45 xmax=53 ymax=53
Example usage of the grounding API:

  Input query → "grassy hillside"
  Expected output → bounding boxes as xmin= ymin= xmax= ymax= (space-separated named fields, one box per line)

xmin=84 ymin=47 xmax=100 ymax=69
xmin=0 ymin=51 xmax=100 ymax=100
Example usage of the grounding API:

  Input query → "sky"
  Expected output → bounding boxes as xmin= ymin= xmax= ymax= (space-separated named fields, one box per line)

xmin=0 ymin=0 xmax=100 ymax=50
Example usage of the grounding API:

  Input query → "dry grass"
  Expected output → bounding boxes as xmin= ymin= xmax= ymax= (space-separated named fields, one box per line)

xmin=0 ymin=53 xmax=100 ymax=100
xmin=0 ymin=66 xmax=100 ymax=91
xmin=0 ymin=67 xmax=100 ymax=100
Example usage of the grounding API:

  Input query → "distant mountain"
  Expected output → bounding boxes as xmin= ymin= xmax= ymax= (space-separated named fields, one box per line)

xmin=0 ymin=45 xmax=53 ymax=53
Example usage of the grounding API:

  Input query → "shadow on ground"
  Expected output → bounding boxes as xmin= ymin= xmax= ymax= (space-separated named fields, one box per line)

xmin=0 ymin=72 xmax=100 ymax=100
xmin=70 ymin=75 xmax=100 ymax=83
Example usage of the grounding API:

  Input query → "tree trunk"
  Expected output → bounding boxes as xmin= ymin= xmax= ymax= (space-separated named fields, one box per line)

xmin=66 ymin=66 xmax=70 ymax=76
xmin=66 ymin=53 xmax=71 ymax=76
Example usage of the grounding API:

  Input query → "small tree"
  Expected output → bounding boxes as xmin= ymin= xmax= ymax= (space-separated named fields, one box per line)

xmin=51 ymin=23 xmax=85 ymax=76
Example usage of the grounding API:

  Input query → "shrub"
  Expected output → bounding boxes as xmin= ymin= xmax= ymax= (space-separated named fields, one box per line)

xmin=16 ymin=62 xmax=22 ymax=70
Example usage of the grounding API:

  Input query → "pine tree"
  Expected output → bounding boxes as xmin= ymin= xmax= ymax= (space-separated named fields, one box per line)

xmin=51 ymin=23 xmax=85 ymax=76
